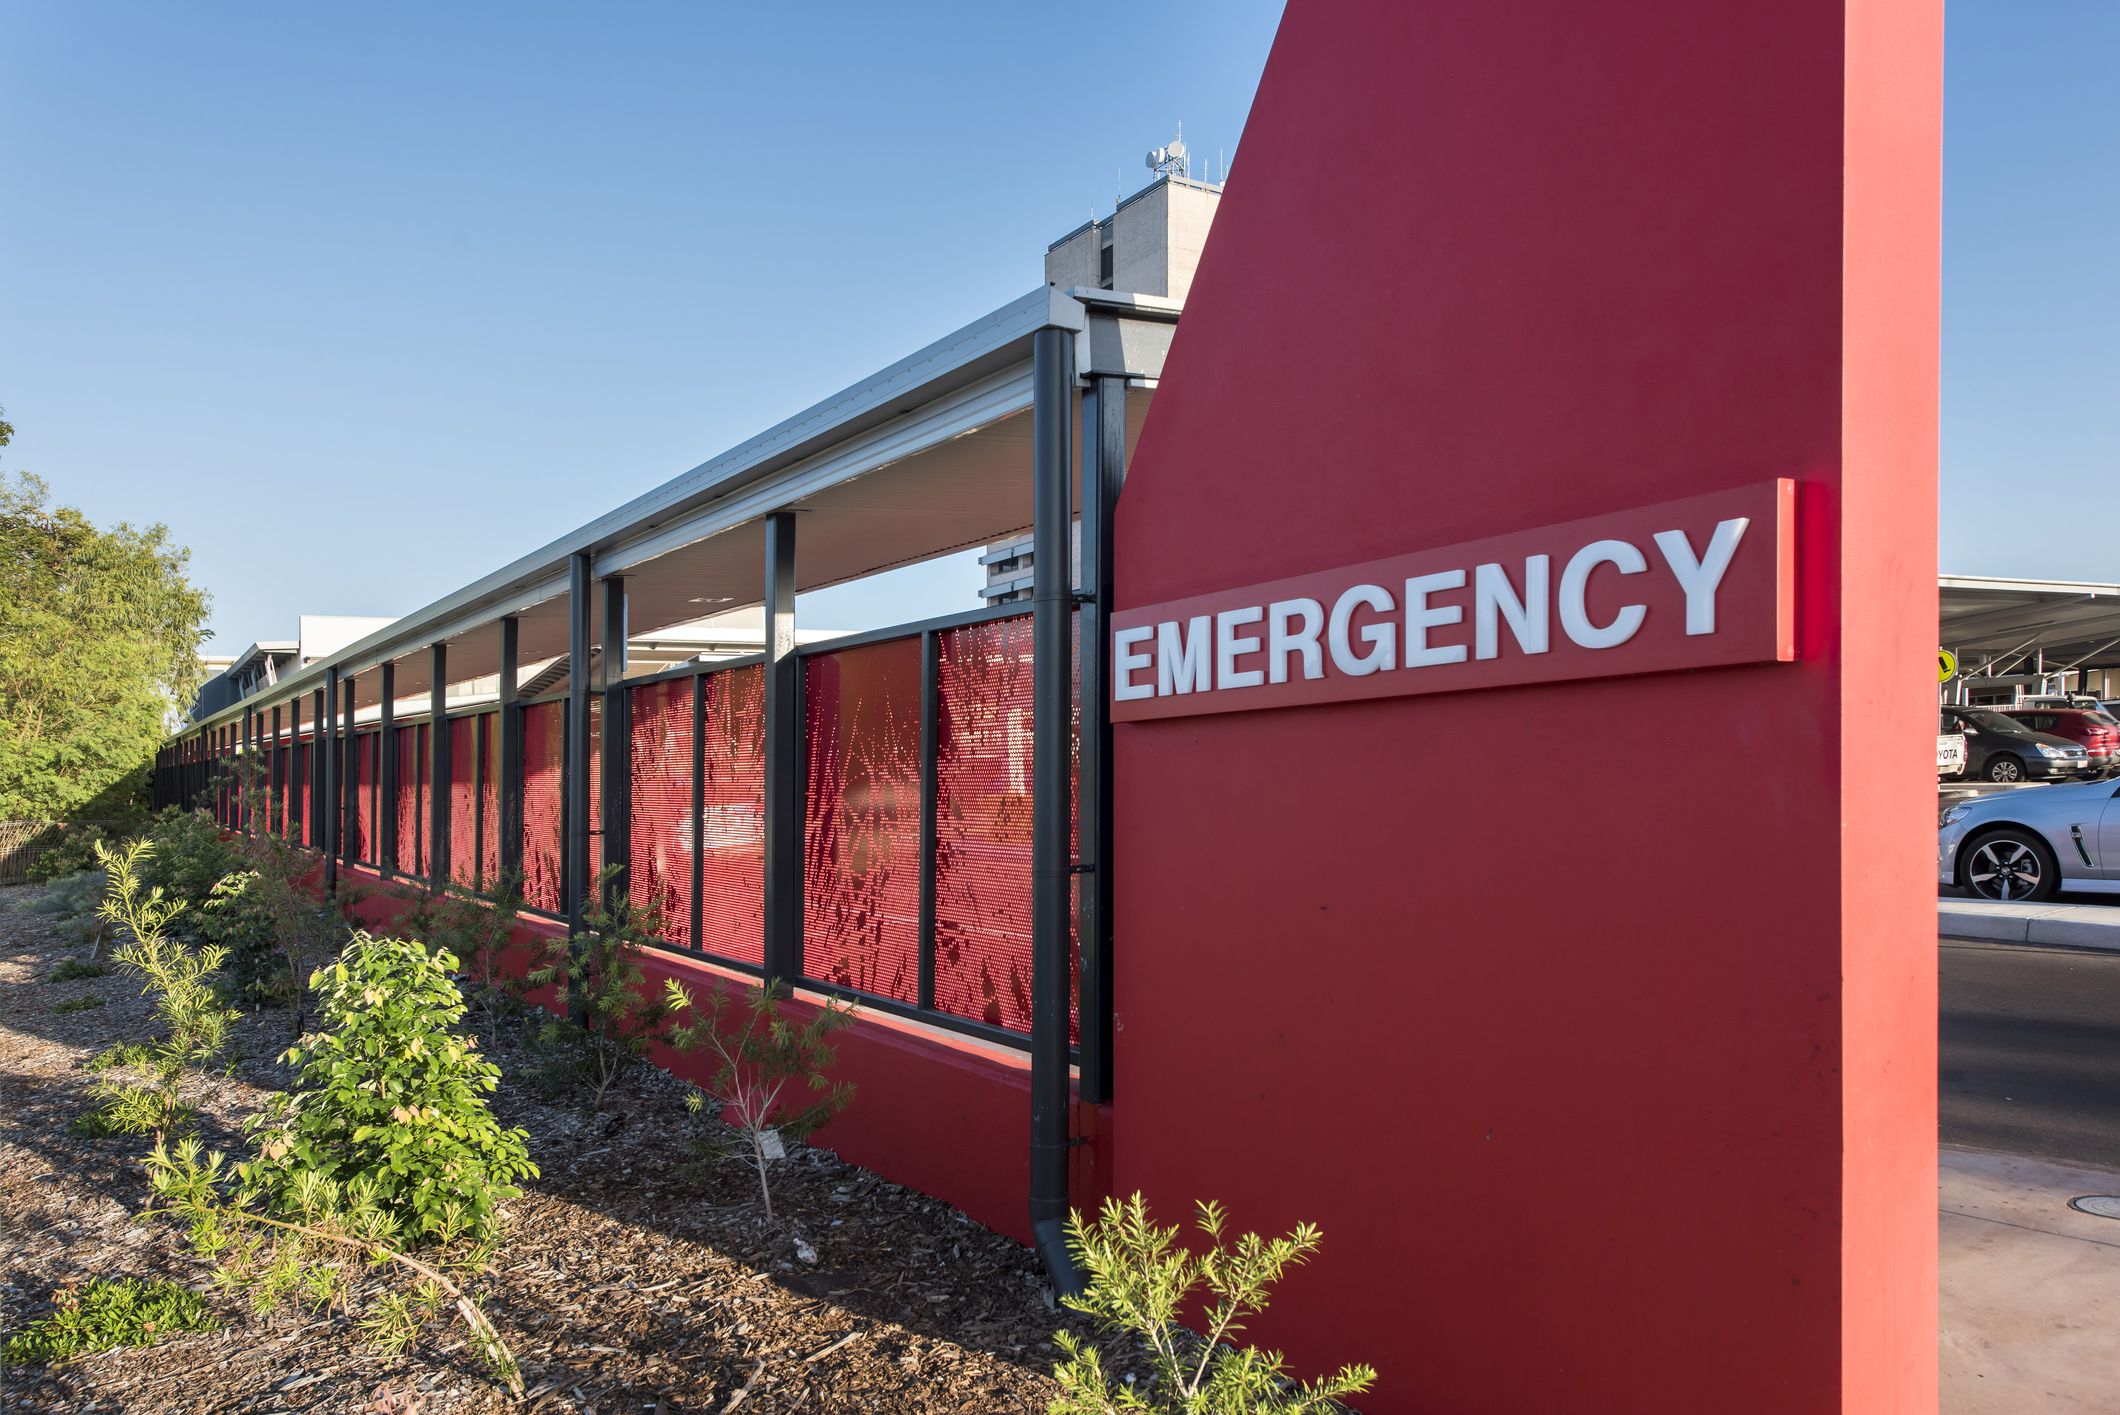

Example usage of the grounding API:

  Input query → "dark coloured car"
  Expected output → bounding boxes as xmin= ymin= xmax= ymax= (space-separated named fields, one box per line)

xmin=1941 ymin=706 xmax=2091 ymax=784
xmin=2001 ymin=707 xmax=2120 ymax=776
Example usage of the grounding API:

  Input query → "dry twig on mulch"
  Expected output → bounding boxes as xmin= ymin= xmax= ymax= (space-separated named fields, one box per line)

xmin=0 ymin=883 xmax=1080 ymax=1413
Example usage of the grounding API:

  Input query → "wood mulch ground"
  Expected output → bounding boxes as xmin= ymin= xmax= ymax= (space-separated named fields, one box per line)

xmin=0 ymin=882 xmax=1089 ymax=1413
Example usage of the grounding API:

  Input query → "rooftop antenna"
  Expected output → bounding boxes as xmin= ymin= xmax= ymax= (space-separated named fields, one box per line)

xmin=1146 ymin=121 xmax=1189 ymax=180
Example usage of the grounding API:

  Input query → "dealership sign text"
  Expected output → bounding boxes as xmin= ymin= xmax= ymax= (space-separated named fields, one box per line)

xmin=1110 ymin=480 xmax=1795 ymax=722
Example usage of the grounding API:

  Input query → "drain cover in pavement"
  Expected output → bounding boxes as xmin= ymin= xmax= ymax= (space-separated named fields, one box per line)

xmin=2067 ymin=1195 xmax=2120 ymax=1220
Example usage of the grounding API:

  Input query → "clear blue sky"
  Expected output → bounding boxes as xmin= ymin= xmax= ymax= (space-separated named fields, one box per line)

xmin=0 ymin=2 xmax=2112 ymax=653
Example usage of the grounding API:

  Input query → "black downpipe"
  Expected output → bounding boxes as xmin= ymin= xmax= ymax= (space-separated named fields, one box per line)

xmin=1029 ymin=325 xmax=1083 ymax=1296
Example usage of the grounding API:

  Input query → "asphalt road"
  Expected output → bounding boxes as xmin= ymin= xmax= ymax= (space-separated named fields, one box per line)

xmin=1941 ymin=938 xmax=2120 ymax=1172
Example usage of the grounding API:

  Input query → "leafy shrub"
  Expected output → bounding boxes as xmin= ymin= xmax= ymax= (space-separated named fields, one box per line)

xmin=1050 ymin=1194 xmax=1377 ymax=1415
xmin=147 ymin=1137 xmax=522 ymax=1395
xmin=46 ymin=957 xmax=109 ymax=983
xmin=53 ymin=995 xmax=105 ymax=1014
xmin=77 ymin=840 xmax=239 ymax=1143
xmin=665 ymin=978 xmax=855 ymax=1221
xmin=243 ymin=932 xmax=536 ymax=1253
xmin=135 ymin=807 xmax=239 ymax=915
xmin=526 ymin=875 xmax=675 ymax=1108
xmin=220 ymin=830 xmax=359 ymax=1039
xmin=26 ymin=822 xmax=115 ymax=883
xmin=2 ymin=1277 xmax=217 ymax=1364
xmin=197 ymin=869 xmax=282 ymax=1002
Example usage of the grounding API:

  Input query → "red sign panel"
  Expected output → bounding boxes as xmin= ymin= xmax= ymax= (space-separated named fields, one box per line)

xmin=1111 ymin=479 xmax=1794 ymax=722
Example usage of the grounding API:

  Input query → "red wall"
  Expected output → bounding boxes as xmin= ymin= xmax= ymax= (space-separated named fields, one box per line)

xmin=1110 ymin=2 xmax=1938 ymax=1411
xmin=341 ymin=868 xmax=1108 ymax=1246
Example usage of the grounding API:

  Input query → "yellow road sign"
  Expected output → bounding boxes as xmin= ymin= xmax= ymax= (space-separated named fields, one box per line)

xmin=1938 ymin=649 xmax=1957 ymax=683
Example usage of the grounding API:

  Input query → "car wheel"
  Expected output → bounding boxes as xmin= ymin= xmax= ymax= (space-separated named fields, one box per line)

xmin=1985 ymin=755 xmax=2026 ymax=784
xmin=1962 ymin=828 xmax=2059 ymax=903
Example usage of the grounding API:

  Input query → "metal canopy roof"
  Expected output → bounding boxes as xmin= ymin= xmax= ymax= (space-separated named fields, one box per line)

xmin=188 ymin=286 xmax=1174 ymax=733
xmin=1940 ymin=575 xmax=2120 ymax=675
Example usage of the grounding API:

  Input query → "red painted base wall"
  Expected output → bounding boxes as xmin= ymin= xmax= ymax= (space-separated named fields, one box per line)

xmin=1110 ymin=2 xmax=1939 ymax=1411
xmin=338 ymin=868 xmax=1108 ymax=1247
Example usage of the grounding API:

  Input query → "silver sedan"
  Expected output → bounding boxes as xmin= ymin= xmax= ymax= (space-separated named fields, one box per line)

xmin=1939 ymin=778 xmax=2120 ymax=902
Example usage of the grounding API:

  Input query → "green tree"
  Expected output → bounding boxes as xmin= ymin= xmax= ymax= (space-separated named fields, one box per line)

xmin=0 ymin=410 xmax=211 ymax=822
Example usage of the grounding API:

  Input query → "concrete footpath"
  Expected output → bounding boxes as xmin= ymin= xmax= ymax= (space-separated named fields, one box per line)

xmin=1940 ymin=898 xmax=2120 ymax=950
xmin=1944 ymin=1148 xmax=2120 ymax=1411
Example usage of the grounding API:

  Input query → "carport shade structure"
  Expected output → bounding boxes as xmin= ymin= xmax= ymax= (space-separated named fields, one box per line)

xmin=158 ymin=283 xmax=1174 ymax=1280
xmin=1941 ymin=576 xmax=2120 ymax=691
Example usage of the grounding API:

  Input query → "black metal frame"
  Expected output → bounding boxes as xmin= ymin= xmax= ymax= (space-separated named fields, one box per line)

xmin=428 ymin=645 xmax=450 ymax=890
xmin=565 ymin=551 xmax=592 ymax=942
xmin=340 ymin=674 xmax=358 ymax=870
xmin=1027 ymin=324 xmax=1079 ymax=1290
xmin=323 ymin=670 xmax=339 ymax=895
xmin=1076 ymin=374 xmax=1123 ymax=1104
xmin=761 ymin=510 xmax=800 ymax=989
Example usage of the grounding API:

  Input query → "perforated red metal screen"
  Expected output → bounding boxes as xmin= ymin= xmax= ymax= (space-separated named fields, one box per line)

xmin=522 ymin=701 xmax=564 ymax=913
xmin=479 ymin=715 xmax=500 ymax=890
xmin=629 ymin=679 xmax=695 ymax=949
xmin=934 ymin=615 xmax=1035 ymax=1033
xmin=803 ymin=638 xmax=922 ymax=1006
xmin=394 ymin=725 xmax=424 ymax=876
xmin=448 ymin=716 xmax=477 ymax=889
xmin=586 ymin=697 xmax=602 ymax=886
xmin=273 ymin=743 xmax=289 ymax=837
xmin=700 ymin=663 xmax=766 ymax=966
xmin=291 ymin=733 xmax=310 ymax=847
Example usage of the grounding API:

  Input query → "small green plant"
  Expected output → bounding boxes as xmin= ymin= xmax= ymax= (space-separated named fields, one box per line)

xmin=53 ymin=995 xmax=105 ymax=1014
xmin=665 ymin=979 xmax=856 ymax=1221
xmin=526 ymin=872 xmax=676 ymax=1108
xmin=2 ymin=1276 xmax=217 ymax=1364
xmin=1050 ymin=1194 xmax=1377 ymax=1415
xmin=26 ymin=869 xmax=109 ymax=948
xmin=145 ymin=1137 xmax=522 ymax=1396
xmin=77 ymin=839 xmax=240 ymax=1144
xmin=243 ymin=932 xmax=536 ymax=1253
xmin=46 ymin=957 xmax=109 ymax=983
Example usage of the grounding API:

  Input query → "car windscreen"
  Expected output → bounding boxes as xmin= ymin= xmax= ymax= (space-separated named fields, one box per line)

xmin=1959 ymin=710 xmax=2032 ymax=735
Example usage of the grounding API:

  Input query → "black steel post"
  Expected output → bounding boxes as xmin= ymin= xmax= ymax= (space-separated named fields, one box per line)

xmin=1076 ymin=375 xmax=1124 ymax=1104
xmin=429 ymin=644 xmax=449 ymax=890
xmin=917 ymin=629 xmax=938 ymax=1010
xmin=761 ymin=511 xmax=801 ymax=990
xmin=564 ymin=551 xmax=592 ymax=941
xmin=291 ymin=698 xmax=304 ymax=843
xmin=323 ymin=669 xmax=340 ymax=895
xmin=311 ymin=688 xmax=326 ymax=849
xmin=379 ymin=663 xmax=397 ymax=873
xmin=341 ymin=675 xmax=358 ymax=867
xmin=600 ymin=574 xmax=629 ymax=911
xmin=241 ymin=707 xmax=254 ymax=837
xmin=498 ymin=617 xmax=522 ymax=887
xmin=269 ymin=705 xmax=282 ymax=836
xmin=1028 ymin=325 xmax=1082 ymax=1294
